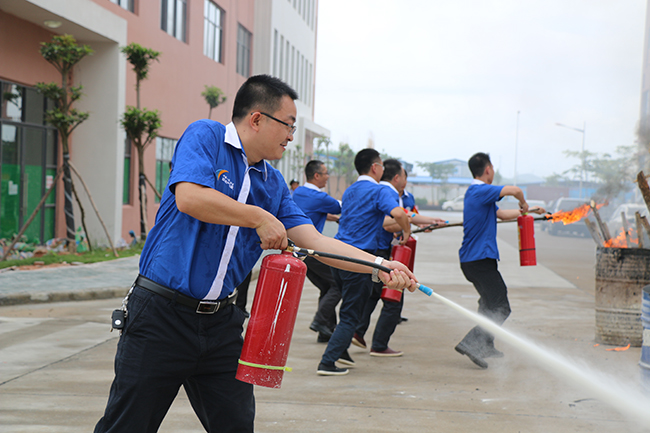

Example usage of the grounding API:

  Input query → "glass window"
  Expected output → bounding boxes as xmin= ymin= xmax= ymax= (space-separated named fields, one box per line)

xmin=110 ymin=0 xmax=134 ymax=12
xmin=24 ymin=87 xmax=45 ymax=125
xmin=155 ymin=137 xmax=176 ymax=203
xmin=123 ymin=135 xmax=131 ymax=205
xmin=2 ymin=83 xmax=23 ymax=121
xmin=204 ymin=0 xmax=223 ymax=62
xmin=237 ymin=24 xmax=252 ymax=78
xmin=1 ymin=124 xmax=21 ymax=240
xmin=161 ymin=0 xmax=186 ymax=42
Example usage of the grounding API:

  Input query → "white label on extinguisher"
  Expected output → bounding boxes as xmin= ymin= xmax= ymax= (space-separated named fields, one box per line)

xmin=270 ymin=279 xmax=289 ymax=337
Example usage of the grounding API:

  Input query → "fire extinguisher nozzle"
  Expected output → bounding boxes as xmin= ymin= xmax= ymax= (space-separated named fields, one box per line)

xmin=417 ymin=284 xmax=433 ymax=296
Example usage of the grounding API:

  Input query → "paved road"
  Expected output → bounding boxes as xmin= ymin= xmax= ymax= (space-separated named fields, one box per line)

xmin=1 ymin=215 xmax=648 ymax=432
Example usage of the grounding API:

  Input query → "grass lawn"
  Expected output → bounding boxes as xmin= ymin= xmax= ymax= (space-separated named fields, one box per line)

xmin=0 ymin=244 xmax=144 ymax=270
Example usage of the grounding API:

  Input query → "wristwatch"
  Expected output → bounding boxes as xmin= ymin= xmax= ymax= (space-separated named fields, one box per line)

xmin=371 ymin=257 xmax=384 ymax=283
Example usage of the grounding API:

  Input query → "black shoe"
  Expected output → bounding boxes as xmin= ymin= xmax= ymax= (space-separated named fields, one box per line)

xmin=337 ymin=349 xmax=355 ymax=366
xmin=482 ymin=346 xmax=504 ymax=358
xmin=310 ymin=321 xmax=333 ymax=338
xmin=398 ymin=316 xmax=408 ymax=323
xmin=317 ymin=333 xmax=331 ymax=343
xmin=455 ymin=342 xmax=488 ymax=369
xmin=317 ymin=362 xmax=349 ymax=376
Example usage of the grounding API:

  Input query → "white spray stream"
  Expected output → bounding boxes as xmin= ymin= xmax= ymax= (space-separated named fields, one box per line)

xmin=426 ymin=289 xmax=650 ymax=427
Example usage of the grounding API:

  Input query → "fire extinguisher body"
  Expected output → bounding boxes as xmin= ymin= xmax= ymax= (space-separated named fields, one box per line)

xmin=380 ymin=245 xmax=412 ymax=303
xmin=517 ymin=214 xmax=537 ymax=266
xmin=236 ymin=251 xmax=306 ymax=388
xmin=405 ymin=236 xmax=417 ymax=272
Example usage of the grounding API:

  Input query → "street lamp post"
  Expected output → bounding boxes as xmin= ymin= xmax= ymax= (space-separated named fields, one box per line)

xmin=555 ymin=121 xmax=586 ymax=199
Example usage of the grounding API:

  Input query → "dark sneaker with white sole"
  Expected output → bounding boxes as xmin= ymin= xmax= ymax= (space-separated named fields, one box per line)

xmin=317 ymin=363 xmax=349 ymax=376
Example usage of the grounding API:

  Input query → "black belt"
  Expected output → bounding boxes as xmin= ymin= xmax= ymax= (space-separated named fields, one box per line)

xmin=134 ymin=275 xmax=237 ymax=314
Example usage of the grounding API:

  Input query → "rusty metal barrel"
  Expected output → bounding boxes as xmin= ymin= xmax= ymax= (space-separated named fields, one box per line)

xmin=595 ymin=247 xmax=650 ymax=347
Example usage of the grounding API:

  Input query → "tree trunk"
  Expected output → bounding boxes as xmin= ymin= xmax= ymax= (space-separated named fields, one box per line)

xmin=137 ymin=144 xmax=148 ymax=241
xmin=62 ymin=154 xmax=76 ymax=253
xmin=637 ymin=171 xmax=650 ymax=215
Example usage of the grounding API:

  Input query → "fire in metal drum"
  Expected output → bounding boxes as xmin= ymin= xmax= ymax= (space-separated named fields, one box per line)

xmin=595 ymin=247 xmax=650 ymax=347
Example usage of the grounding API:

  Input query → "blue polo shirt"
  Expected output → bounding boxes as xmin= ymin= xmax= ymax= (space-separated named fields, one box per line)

xmin=335 ymin=176 xmax=400 ymax=251
xmin=402 ymin=191 xmax=416 ymax=212
xmin=139 ymin=120 xmax=312 ymax=300
xmin=292 ymin=183 xmax=341 ymax=233
xmin=459 ymin=181 xmax=504 ymax=263
xmin=376 ymin=181 xmax=402 ymax=250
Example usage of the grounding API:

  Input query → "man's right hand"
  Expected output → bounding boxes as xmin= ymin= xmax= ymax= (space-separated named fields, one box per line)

xmin=255 ymin=210 xmax=288 ymax=250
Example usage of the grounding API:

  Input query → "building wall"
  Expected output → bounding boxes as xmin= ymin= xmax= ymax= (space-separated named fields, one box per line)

xmin=1 ymin=0 xmax=254 ymax=246
xmin=253 ymin=0 xmax=327 ymax=185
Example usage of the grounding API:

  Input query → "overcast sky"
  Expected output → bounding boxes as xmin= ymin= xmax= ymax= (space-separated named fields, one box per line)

xmin=313 ymin=0 xmax=647 ymax=180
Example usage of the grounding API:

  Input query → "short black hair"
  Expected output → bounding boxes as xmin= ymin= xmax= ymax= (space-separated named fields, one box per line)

xmin=468 ymin=152 xmax=492 ymax=178
xmin=305 ymin=160 xmax=324 ymax=181
xmin=232 ymin=75 xmax=298 ymax=122
xmin=381 ymin=159 xmax=402 ymax=182
xmin=354 ymin=148 xmax=381 ymax=175
xmin=289 ymin=179 xmax=299 ymax=186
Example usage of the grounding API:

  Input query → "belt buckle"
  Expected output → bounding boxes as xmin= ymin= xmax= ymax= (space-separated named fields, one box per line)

xmin=196 ymin=301 xmax=219 ymax=314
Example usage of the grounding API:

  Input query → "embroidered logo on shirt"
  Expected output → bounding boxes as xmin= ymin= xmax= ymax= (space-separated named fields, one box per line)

xmin=217 ymin=169 xmax=235 ymax=190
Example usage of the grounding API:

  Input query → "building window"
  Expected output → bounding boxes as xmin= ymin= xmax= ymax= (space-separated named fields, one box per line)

xmin=204 ymin=0 xmax=223 ymax=62
xmin=237 ymin=24 xmax=252 ymax=77
xmin=1 ymin=80 xmax=57 ymax=244
xmin=110 ymin=0 xmax=134 ymax=12
xmin=122 ymin=135 xmax=131 ymax=205
xmin=155 ymin=137 xmax=176 ymax=203
xmin=161 ymin=0 xmax=186 ymax=42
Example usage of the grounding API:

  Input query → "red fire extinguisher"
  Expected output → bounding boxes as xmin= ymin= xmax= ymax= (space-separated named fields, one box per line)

xmin=405 ymin=236 xmax=417 ymax=272
xmin=380 ymin=244 xmax=412 ymax=303
xmin=236 ymin=251 xmax=306 ymax=389
xmin=517 ymin=214 xmax=537 ymax=266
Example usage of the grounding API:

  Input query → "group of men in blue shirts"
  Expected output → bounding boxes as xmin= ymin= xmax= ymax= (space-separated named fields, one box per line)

xmin=93 ymin=75 xmax=418 ymax=433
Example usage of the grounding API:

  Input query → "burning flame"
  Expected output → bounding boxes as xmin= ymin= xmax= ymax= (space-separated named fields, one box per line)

xmin=605 ymin=344 xmax=631 ymax=352
xmin=548 ymin=203 xmax=604 ymax=225
xmin=603 ymin=228 xmax=639 ymax=248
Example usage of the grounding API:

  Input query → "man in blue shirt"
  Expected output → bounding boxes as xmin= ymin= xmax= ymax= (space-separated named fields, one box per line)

xmin=353 ymin=159 xmax=409 ymax=357
xmin=455 ymin=152 xmax=544 ymax=369
xmin=94 ymin=75 xmax=418 ymax=432
xmin=317 ymin=149 xmax=412 ymax=376
xmin=292 ymin=160 xmax=342 ymax=343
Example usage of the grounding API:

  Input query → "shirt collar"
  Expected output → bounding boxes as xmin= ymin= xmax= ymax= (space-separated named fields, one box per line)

xmin=380 ymin=180 xmax=399 ymax=195
xmin=471 ymin=179 xmax=485 ymax=185
xmin=357 ymin=174 xmax=378 ymax=184
xmin=225 ymin=122 xmax=268 ymax=181
xmin=304 ymin=182 xmax=321 ymax=191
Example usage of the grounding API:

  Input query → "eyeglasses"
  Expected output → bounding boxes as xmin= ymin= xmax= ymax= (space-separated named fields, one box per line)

xmin=316 ymin=170 xmax=329 ymax=176
xmin=258 ymin=112 xmax=297 ymax=135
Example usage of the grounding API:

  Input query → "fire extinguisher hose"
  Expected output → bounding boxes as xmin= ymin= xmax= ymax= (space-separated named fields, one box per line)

xmin=285 ymin=240 xmax=433 ymax=297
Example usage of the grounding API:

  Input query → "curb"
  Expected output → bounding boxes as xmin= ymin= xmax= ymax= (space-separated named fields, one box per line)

xmin=0 ymin=287 xmax=130 ymax=306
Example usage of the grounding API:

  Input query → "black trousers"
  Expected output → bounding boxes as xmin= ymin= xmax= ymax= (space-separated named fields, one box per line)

xmin=304 ymin=256 xmax=341 ymax=331
xmin=458 ymin=258 xmax=511 ymax=351
xmin=94 ymin=286 xmax=254 ymax=433
xmin=355 ymin=248 xmax=403 ymax=351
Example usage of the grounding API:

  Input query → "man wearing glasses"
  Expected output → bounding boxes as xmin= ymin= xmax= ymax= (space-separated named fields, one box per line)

xmin=293 ymin=160 xmax=343 ymax=345
xmin=94 ymin=75 xmax=418 ymax=432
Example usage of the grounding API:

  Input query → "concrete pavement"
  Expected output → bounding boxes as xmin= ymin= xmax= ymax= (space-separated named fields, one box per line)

xmin=0 ymin=223 xmax=648 ymax=432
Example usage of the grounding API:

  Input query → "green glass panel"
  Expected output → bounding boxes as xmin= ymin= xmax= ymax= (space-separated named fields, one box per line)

xmin=1 ymin=124 xmax=21 ymax=239
xmin=123 ymin=157 xmax=131 ymax=204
